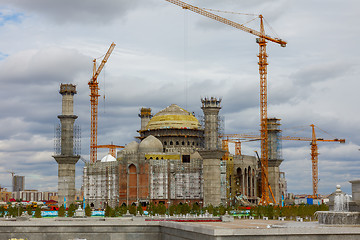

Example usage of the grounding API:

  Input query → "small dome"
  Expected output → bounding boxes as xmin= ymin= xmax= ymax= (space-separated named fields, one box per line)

xmin=124 ymin=141 xmax=139 ymax=153
xmin=139 ymin=135 xmax=163 ymax=153
xmin=101 ymin=154 xmax=117 ymax=162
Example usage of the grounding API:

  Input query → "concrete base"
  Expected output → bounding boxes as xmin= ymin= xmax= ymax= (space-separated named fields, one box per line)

xmin=317 ymin=211 xmax=360 ymax=225
xmin=1 ymin=218 xmax=360 ymax=240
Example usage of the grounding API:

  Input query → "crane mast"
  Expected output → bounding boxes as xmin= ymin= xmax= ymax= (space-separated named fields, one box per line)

xmin=257 ymin=15 xmax=270 ymax=204
xmin=165 ymin=0 xmax=286 ymax=204
xmin=89 ymin=43 xmax=116 ymax=163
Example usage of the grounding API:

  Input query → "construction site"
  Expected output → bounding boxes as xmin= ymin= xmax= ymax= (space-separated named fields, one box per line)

xmin=52 ymin=0 xmax=346 ymax=209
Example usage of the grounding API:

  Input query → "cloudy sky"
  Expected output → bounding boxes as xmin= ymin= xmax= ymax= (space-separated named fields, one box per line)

xmin=0 ymin=0 xmax=359 ymax=196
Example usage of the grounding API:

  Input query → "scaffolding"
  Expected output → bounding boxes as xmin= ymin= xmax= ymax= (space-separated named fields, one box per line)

xmin=83 ymin=161 xmax=119 ymax=209
xmin=149 ymin=156 xmax=203 ymax=202
xmin=54 ymin=124 xmax=81 ymax=156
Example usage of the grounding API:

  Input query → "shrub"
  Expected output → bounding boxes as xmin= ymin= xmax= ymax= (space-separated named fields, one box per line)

xmin=58 ymin=205 xmax=66 ymax=217
xmin=169 ymin=204 xmax=177 ymax=216
xmin=191 ymin=203 xmax=201 ymax=215
xmin=105 ymin=205 xmax=113 ymax=217
xmin=119 ymin=205 xmax=127 ymax=215
xmin=129 ymin=205 xmax=136 ymax=215
xmin=85 ymin=204 xmax=92 ymax=217
xmin=156 ymin=203 xmax=166 ymax=215
xmin=217 ymin=204 xmax=226 ymax=216
xmin=26 ymin=205 xmax=33 ymax=216
xmin=136 ymin=205 xmax=143 ymax=216
xmin=147 ymin=202 xmax=156 ymax=215
xmin=0 ymin=206 xmax=5 ymax=217
xmin=113 ymin=206 xmax=122 ymax=217
xmin=34 ymin=206 xmax=42 ymax=218
xmin=7 ymin=206 xmax=16 ymax=217
xmin=180 ymin=203 xmax=191 ymax=215
xmin=67 ymin=204 xmax=76 ymax=217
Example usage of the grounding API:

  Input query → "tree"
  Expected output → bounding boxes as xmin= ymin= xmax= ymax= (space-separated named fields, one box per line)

xmin=85 ymin=204 xmax=92 ymax=217
xmin=7 ymin=206 xmax=16 ymax=217
xmin=147 ymin=202 xmax=156 ymax=215
xmin=26 ymin=205 xmax=33 ymax=216
xmin=0 ymin=206 xmax=6 ymax=217
xmin=156 ymin=203 xmax=166 ymax=215
xmin=67 ymin=204 xmax=76 ymax=217
xmin=34 ymin=206 xmax=42 ymax=218
xmin=119 ymin=205 xmax=127 ymax=216
xmin=136 ymin=205 xmax=143 ymax=216
xmin=191 ymin=203 xmax=200 ymax=215
xmin=129 ymin=204 xmax=136 ymax=215
xmin=105 ymin=205 xmax=113 ymax=217
xmin=217 ymin=204 xmax=226 ymax=216
xmin=58 ymin=205 xmax=66 ymax=217
xmin=169 ymin=204 xmax=177 ymax=216
xmin=113 ymin=206 xmax=122 ymax=217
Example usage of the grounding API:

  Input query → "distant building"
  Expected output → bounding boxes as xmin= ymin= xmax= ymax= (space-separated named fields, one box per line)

xmin=12 ymin=175 xmax=25 ymax=192
xmin=0 ymin=186 xmax=11 ymax=202
xmin=12 ymin=190 xmax=57 ymax=202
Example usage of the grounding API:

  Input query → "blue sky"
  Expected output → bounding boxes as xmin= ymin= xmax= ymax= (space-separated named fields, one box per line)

xmin=0 ymin=0 xmax=359 ymax=196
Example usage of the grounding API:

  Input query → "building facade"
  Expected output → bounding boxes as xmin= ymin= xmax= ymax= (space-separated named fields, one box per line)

xmin=12 ymin=175 xmax=25 ymax=192
xmin=83 ymin=100 xmax=284 ymax=209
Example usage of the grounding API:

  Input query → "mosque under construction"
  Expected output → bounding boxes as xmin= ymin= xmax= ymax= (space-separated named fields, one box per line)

xmin=82 ymin=98 xmax=287 ymax=209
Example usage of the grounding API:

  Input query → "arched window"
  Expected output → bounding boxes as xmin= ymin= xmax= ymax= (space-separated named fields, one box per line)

xmin=170 ymin=141 xmax=173 ymax=145
xmin=176 ymin=141 xmax=179 ymax=145
xmin=182 ymin=141 xmax=185 ymax=145
xmin=187 ymin=141 xmax=190 ymax=145
xmin=164 ymin=141 xmax=167 ymax=145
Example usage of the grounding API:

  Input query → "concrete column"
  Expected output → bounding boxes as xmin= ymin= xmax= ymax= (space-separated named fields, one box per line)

xmin=53 ymin=84 xmax=80 ymax=207
xmin=199 ymin=151 xmax=224 ymax=206
xmin=198 ymin=97 xmax=225 ymax=207
xmin=54 ymin=156 xmax=79 ymax=206
xmin=268 ymin=160 xmax=283 ymax=204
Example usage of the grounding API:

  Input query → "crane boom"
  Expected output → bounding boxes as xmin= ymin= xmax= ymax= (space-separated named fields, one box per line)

xmin=92 ymin=43 xmax=116 ymax=82
xmin=165 ymin=0 xmax=286 ymax=46
xmin=165 ymin=0 xmax=286 ymax=204
xmin=89 ymin=42 xmax=116 ymax=163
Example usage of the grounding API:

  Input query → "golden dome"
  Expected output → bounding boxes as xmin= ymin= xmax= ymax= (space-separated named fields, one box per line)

xmin=145 ymin=104 xmax=200 ymax=130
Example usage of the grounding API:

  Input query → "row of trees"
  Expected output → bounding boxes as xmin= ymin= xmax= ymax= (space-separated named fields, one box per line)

xmin=0 ymin=205 xmax=42 ymax=218
xmin=103 ymin=203 xmax=231 ymax=217
xmin=103 ymin=203 xmax=329 ymax=219
xmin=0 ymin=203 xmax=329 ymax=219
xmin=249 ymin=204 xmax=329 ymax=219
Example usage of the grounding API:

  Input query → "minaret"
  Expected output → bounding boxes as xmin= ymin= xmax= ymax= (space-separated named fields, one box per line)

xmin=267 ymin=118 xmax=283 ymax=204
xmin=53 ymin=84 xmax=80 ymax=207
xmin=198 ymin=97 xmax=225 ymax=206
xmin=139 ymin=108 xmax=152 ymax=131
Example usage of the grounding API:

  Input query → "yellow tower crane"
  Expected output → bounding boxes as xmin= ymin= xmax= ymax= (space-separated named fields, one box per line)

xmin=89 ymin=43 xmax=116 ymax=163
xmin=165 ymin=0 xmax=286 ymax=204
xmin=223 ymin=124 xmax=345 ymax=199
